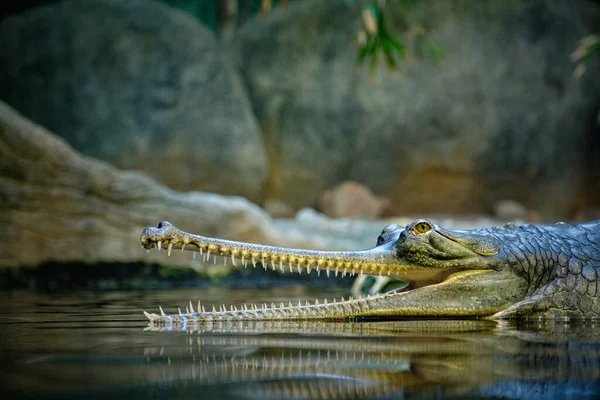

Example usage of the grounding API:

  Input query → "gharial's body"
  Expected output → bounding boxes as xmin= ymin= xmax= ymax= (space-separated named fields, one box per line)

xmin=140 ymin=219 xmax=600 ymax=324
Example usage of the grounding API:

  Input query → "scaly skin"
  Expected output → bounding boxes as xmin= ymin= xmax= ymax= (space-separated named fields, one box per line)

xmin=140 ymin=219 xmax=600 ymax=324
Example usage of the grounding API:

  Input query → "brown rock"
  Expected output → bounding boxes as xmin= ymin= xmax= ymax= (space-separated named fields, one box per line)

xmin=318 ymin=181 xmax=391 ymax=219
xmin=0 ymin=101 xmax=321 ymax=268
xmin=231 ymin=0 xmax=600 ymax=218
xmin=0 ymin=0 xmax=267 ymax=201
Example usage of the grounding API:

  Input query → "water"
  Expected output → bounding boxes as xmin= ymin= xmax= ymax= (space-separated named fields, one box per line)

xmin=1 ymin=289 xmax=599 ymax=400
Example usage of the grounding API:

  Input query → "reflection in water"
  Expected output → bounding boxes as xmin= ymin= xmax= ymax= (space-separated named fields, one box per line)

xmin=1 ymin=289 xmax=599 ymax=399
xmin=142 ymin=320 xmax=600 ymax=399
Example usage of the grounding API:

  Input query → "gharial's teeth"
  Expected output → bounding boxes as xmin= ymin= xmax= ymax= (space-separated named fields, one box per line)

xmin=178 ymin=307 xmax=183 ymax=315
xmin=157 ymin=241 xmax=162 ymax=251
xmin=181 ymin=243 xmax=186 ymax=252
xmin=206 ymin=249 xmax=211 ymax=261
xmin=280 ymin=260 xmax=284 ymax=273
xmin=231 ymin=254 xmax=237 ymax=266
xmin=189 ymin=301 xmax=195 ymax=314
xmin=167 ymin=243 xmax=173 ymax=257
xmin=252 ymin=256 xmax=256 ymax=268
xmin=159 ymin=306 xmax=166 ymax=317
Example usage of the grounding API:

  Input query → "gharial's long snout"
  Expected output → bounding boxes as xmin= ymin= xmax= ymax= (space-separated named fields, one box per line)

xmin=141 ymin=221 xmax=404 ymax=278
xmin=140 ymin=220 xmax=525 ymax=324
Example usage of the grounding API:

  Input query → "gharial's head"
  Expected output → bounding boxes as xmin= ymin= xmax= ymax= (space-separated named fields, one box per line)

xmin=141 ymin=217 xmax=530 ymax=320
xmin=141 ymin=219 xmax=507 ymax=285
xmin=368 ymin=219 xmax=503 ymax=282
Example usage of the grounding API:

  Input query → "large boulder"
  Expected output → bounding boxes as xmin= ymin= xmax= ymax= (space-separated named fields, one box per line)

xmin=0 ymin=0 xmax=267 ymax=202
xmin=231 ymin=0 xmax=600 ymax=218
xmin=0 ymin=101 xmax=314 ymax=269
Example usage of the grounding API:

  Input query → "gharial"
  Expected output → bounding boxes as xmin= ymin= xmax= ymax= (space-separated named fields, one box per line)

xmin=140 ymin=219 xmax=600 ymax=324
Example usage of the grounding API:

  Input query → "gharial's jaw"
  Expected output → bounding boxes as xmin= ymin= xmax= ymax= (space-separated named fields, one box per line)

xmin=140 ymin=221 xmax=525 ymax=324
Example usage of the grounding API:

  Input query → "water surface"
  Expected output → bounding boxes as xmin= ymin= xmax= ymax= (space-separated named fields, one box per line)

xmin=1 ymin=289 xmax=599 ymax=399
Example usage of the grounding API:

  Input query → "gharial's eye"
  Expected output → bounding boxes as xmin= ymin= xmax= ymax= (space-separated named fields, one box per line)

xmin=412 ymin=222 xmax=432 ymax=235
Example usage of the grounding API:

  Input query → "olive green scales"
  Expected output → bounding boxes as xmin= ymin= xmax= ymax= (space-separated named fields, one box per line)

xmin=140 ymin=219 xmax=600 ymax=324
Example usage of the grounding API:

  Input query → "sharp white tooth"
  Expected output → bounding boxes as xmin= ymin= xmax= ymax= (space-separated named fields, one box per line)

xmin=206 ymin=249 xmax=211 ymax=261
xmin=271 ymin=260 xmax=276 ymax=271
xmin=202 ymin=305 xmax=206 ymax=313
xmin=326 ymin=268 xmax=330 ymax=277
xmin=315 ymin=299 xmax=319 ymax=306
xmin=197 ymin=301 xmax=201 ymax=314
xmin=289 ymin=263 xmax=293 ymax=273
xmin=212 ymin=306 xmax=217 ymax=313
xmin=181 ymin=243 xmax=186 ymax=252
xmin=280 ymin=260 xmax=284 ymax=273
xmin=280 ymin=302 xmax=285 ymax=309
xmin=263 ymin=262 xmax=267 ymax=271
xmin=178 ymin=307 xmax=183 ymax=315
xmin=307 ymin=264 xmax=312 ymax=274
xmin=244 ymin=260 xmax=248 ymax=268
xmin=143 ymin=311 xmax=153 ymax=321
xmin=298 ymin=263 xmax=302 ymax=274
xmin=159 ymin=306 xmax=166 ymax=317
xmin=167 ymin=243 xmax=173 ymax=256
xmin=335 ymin=267 xmax=339 ymax=277
xmin=189 ymin=301 xmax=195 ymax=313
xmin=298 ymin=300 xmax=302 ymax=307
xmin=200 ymin=247 xmax=203 ymax=255
xmin=157 ymin=241 xmax=162 ymax=251
xmin=186 ymin=306 xmax=190 ymax=316
xmin=252 ymin=256 xmax=256 ymax=268
xmin=231 ymin=254 xmax=237 ymax=266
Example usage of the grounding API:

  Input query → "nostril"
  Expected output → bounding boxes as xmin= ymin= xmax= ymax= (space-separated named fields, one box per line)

xmin=157 ymin=222 xmax=164 ymax=228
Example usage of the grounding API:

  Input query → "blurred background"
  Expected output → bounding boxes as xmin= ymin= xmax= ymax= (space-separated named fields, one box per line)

xmin=1 ymin=0 xmax=600 ymax=287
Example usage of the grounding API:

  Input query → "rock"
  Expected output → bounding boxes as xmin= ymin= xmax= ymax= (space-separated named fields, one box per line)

xmin=0 ymin=0 xmax=267 ymax=202
xmin=493 ymin=200 xmax=529 ymax=221
xmin=263 ymin=197 xmax=295 ymax=219
xmin=231 ymin=0 xmax=600 ymax=218
xmin=317 ymin=181 xmax=391 ymax=219
xmin=0 ymin=101 xmax=321 ymax=269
